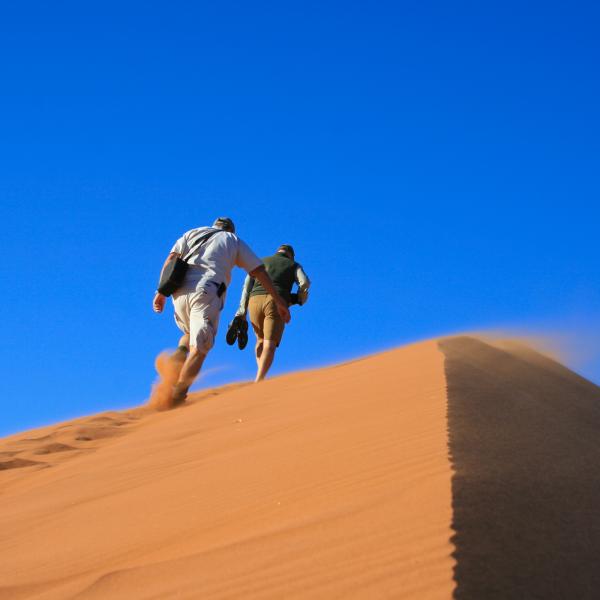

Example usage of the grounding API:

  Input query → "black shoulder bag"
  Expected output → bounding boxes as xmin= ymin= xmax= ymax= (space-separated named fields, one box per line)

xmin=157 ymin=228 xmax=222 ymax=296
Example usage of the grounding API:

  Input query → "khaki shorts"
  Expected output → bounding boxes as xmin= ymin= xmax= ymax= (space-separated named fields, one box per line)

xmin=248 ymin=294 xmax=285 ymax=346
xmin=172 ymin=287 xmax=224 ymax=354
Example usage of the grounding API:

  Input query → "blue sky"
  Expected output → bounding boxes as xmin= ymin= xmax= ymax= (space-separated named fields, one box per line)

xmin=1 ymin=1 xmax=599 ymax=436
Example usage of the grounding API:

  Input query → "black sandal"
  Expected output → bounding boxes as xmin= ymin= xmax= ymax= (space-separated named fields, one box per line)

xmin=226 ymin=316 xmax=249 ymax=350
xmin=237 ymin=318 xmax=249 ymax=350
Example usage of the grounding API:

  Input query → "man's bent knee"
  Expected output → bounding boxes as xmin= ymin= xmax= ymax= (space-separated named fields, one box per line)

xmin=255 ymin=338 xmax=264 ymax=355
xmin=187 ymin=345 xmax=208 ymax=358
xmin=191 ymin=323 xmax=216 ymax=354
xmin=263 ymin=340 xmax=277 ymax=353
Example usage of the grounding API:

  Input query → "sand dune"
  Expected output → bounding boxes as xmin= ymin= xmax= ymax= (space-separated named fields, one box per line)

xmin=1 ymin=336 xmax=599 ymax=599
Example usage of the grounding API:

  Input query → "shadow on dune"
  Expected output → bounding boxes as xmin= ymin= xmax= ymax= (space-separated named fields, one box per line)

xmin=440 ymin=336 xmax=600 ymax=600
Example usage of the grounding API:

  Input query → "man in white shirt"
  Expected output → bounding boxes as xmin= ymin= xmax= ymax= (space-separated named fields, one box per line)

xmin=153 ymin=217 xmax=290 ymax=407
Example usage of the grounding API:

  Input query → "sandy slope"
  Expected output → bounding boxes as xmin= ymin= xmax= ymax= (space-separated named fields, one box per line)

xmin=0 ymin=341 xmax=452 ymax=600
xmin=1 ymin=336 xmax=600 ymax=599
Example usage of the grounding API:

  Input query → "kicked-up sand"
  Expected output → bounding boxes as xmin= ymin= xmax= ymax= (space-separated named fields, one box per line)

xmin=1 ymin=336 xmax=599 ymax=599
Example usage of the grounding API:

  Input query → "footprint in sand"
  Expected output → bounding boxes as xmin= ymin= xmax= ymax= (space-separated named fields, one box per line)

xmin=33 ymin=443 xmax=77 ymax=455
xmin=0 ymin=458 xmax=46 ymax=471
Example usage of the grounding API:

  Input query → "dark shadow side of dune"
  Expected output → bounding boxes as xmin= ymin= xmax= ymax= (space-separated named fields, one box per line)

xmin=440 ymin=336 xmax=600 ymax=600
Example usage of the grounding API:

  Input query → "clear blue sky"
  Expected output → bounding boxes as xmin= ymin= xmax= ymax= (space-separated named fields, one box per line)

xmin=1 ymin=1 xmax=599 ymax=436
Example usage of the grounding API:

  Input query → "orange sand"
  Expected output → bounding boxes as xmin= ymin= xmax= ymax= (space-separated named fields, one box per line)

xmin=1 ymin=336 xmax=599 ymax=599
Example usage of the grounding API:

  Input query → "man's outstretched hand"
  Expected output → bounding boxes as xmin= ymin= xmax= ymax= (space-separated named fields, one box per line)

xmin=153 ymin=292 xmax=166 ymax=313
xmin=275 ymin=299 xmax=291 ymax=323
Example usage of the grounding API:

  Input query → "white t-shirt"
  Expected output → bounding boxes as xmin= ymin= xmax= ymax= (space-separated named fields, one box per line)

xmin=170 ymin=227 xmax=262 ymax=294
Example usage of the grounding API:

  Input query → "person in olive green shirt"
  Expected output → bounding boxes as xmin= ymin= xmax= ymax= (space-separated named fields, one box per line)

xmin=232 ymin=244 xmax=310 ymax=381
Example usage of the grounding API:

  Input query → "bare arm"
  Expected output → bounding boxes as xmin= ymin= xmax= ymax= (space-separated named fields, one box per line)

xmin=249 ymin=265 xmax=291 ymax=323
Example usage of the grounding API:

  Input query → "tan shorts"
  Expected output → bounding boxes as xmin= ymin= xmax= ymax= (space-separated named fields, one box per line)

xmin=248 ymin=294 xmax=285 ymax=346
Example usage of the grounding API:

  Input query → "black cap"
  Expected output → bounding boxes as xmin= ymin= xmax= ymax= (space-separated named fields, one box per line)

xmin=277 ymin=244 xmax=295 ymax=259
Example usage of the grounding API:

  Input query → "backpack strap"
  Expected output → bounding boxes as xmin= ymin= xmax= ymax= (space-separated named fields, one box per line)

xmin=182 ymin=228 xmax=223 ymax=263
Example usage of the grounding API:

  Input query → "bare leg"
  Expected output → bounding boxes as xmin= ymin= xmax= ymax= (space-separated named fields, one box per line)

xmin=171 ymin=334 xmax=190 ymax=379
xmin=177 ymin=346 xmax=207 ymax=389
xmin=170 ymin=346 xmax=207 ymax=405
xmin=255 ymin=338 xmax=264 ymax=369
xmin=255 ymin=340 xmax=276 ymax=382
xmin=173 ymin=334 xmax=190 ymax=361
